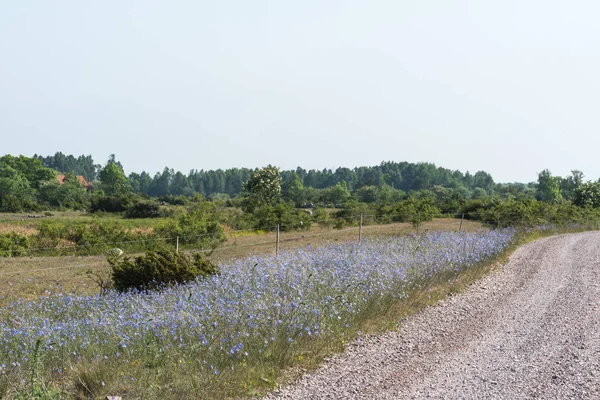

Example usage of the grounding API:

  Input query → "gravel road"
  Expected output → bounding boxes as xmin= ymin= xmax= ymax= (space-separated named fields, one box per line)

xmin=266 ymin=232 xmax=600 ymax=399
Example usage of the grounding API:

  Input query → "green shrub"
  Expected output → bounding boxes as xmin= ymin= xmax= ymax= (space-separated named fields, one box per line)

xmin=312 ymin=207 xmax=331 ymax=228
xmin=155 ymin=202 xmax=227 ymax=249
xmin=125 ymin=200 xmax=161 ymax=218
xmin=89 ymin=194 xmax=134 ymax=213
xmin=0 ymin=233 xmax=29 ymax=257
xmin=71 ymin=219 xmax=135 ymax=252
xmin=34 ymin=218 xmax=151 ymax=255
xmin=109 ymin=249 xmax=219 ymax=291
xmin=243 ymin=203 xmax=312 ymax=232
xmin=332 ymin=200 xmax=376 ymax=227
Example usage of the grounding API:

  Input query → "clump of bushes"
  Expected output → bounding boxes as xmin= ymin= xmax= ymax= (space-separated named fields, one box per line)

xmin=108 ymin=249 xmax=219 ymax=291
xmin=32 ymin=218 xmax=152 ymax=255
xmin=155 ymin=202 xmax=227 ymax=249
xmin=242 ymin=203 xmax=312 ymax=232
xmin=89 ymin=194 xmax=134 ymax=213
xmin=125 ymin=200 xmax=161 ymax=218
xmin=0 ymin=233 xmax=29 ymax=257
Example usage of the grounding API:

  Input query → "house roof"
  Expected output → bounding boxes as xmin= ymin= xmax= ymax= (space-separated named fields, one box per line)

xmin=56 ymin=175 xmax=92 ymax=189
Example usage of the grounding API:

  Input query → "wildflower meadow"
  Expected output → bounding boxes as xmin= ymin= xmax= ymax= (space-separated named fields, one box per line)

xmin=0 ymin=229 xmax=516 ymax=398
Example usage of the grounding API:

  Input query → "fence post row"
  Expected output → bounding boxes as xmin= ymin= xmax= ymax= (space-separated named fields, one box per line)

xmin=7 ymin=211 xmax=594 ymax=263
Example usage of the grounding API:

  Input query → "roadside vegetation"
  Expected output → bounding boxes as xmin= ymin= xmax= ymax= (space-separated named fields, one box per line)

xmin=0 ymin=229 xmax=518 ymax=398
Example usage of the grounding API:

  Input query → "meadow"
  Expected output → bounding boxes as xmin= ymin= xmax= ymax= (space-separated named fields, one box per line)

xmin=0 ymin=218 xmax=484 ymax=306
xmin=0 ymin=226 xmax=515 ymax=399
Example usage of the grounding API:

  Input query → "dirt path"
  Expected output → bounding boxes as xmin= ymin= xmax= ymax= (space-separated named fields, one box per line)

xmin=267 ymin=232 xmax=600 ymax=399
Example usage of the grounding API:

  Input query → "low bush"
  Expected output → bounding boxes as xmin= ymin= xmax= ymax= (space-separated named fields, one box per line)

xmin=125 ymin=200 xmax=161 ymax=219
xmin=155 ymin=202 xmax=227 ymax=249
xmin=0 ymin=233 xmax=29 ymax=257
xmin=89 ymin=194 xmax=134 ymax=213
xmin=109 ymin=248 xmax=219 ymax=291
xmin=243 ymin=203 xmax=312 ymax=232
xmin=33 ymin=218 xmax=153 ymax=255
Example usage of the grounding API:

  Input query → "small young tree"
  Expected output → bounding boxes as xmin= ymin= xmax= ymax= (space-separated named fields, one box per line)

xmin=99 ymin=157 xmax=129 ymax=196
xmin=282 ymin=172 xmax=305 ymax=207
xmin=572 ymin=182 xmax=600 ymax=208
xmin=536 ymin=169 xmax=562 ymax=204
xmin=244 ymin=165 xmax=282 ymax=206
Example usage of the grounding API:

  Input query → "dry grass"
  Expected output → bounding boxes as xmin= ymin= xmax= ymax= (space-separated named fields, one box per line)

xmin=0 ymin=256 xmax=107 ymax=306
xmin=0 ymin=223 xmax=39 ymax=237
xmin=0 ymin=218 xmax=484 ymax=307
xmin=210 ymin=218 xmax=483 ymax=263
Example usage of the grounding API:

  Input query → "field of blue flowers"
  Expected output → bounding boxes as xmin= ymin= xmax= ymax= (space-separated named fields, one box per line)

xmin=0 ymin=229 xmax=516 ymax=398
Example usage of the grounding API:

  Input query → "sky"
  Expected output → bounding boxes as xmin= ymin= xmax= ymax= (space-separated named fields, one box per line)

xmin=1 ymin=1 xmax=599 ymax=183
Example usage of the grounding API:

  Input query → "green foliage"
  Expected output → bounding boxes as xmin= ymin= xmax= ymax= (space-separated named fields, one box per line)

xmin=98 ymin=158 xmax=129 ymax=196
xmin=572 ymin=181 xmax=600 ymax=208
xmin=90 ymin=194 xmax=134 ymax=213
xmin=354 ymin=185 xmax=379 ymax=203
xmin=37 ymin=172 xmax=89 ymax=210
xmin=159 ymin=194 xmax=190 ymax=206
xmin=332 ymin=200 xmax=376 ymax=228
xmin=282 ymin=172 xmax=305 ymax=206
xmin=430 ymin=185 xmax=465 ymax=214
xmin=375 ymin=197 xmax=439 ymax=226
xmin=125 ymin=200 xmax=162 ymax=218
xmin=460 ymin=197 xmax=600 ymax=228
xmin=244 ymin=203 xmax=312 ymax=231
xmin=0 ymin=165 xmax=37 ymax=212
xmin=244 ymin=165 xmax=282 ymax=207
xmin=155 ymin=202 xmax=227 ymax=248
xmin=128 ymin=171 xmax=152 ymax=193
xmin=109 ymin=248 xmax=219 ymax=291
xmin=559 ymin=170 xmax=584 ymax=201
xmin=320 ymin=181 xmax=351 ymax=205
xmin=312 ymin=207 xmax=332 ymax=228
xmin=14 ymin=339 xmax=63 ymax=399
xmin=72 ymin=219 xmax=135 ymax=251
xmin=536 ymin=169 xmax=562 ymax=203
xmin=33 ymin=218 xmax=151 ymax=255
xmin=0 ymin=233 xmax=30 ymax=257
xmin=36 ymin=152 xmax=99 ymax=182
xmin=0 ymin=155 xmax=56 ymax=189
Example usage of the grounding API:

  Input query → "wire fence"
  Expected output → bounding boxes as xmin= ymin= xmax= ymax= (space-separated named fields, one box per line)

xmin=1 ymin=210 xmax=597 ymax=261
xmin=0 ymin=212 xmax=465 ymax=258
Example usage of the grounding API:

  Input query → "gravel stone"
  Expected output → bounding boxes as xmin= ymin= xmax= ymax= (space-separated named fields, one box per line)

xmin=264 ymin=232 xmax=600 ymax=399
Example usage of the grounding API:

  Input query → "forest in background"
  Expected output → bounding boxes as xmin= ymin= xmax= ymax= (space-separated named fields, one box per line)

xmin=32 ymin=152 xmax=500 ymax=199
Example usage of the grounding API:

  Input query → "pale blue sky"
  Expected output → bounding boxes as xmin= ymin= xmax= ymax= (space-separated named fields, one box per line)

xmin=1 ymin=1 xmax=599 ymax=183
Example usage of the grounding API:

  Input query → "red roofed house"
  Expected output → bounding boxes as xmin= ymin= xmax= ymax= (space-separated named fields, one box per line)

xmin=57 ymin=175 xmax=93 ymax=190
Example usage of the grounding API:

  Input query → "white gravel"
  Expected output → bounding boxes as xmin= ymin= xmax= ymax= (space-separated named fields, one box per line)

xmin=265 ymin=231 xmax=600 ymax=399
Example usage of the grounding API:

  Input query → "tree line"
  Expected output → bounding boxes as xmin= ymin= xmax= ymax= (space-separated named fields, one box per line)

xmin=33 ymin=152 xmax=499 ymax=198
xmin=0 ymin=152 xmax=598 ymax=224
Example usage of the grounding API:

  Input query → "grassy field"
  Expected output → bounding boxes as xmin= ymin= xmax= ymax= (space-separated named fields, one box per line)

xmin=0 ymin=218 xmax=484 ymax=307
xmin=0 ymin=211 xmax=167 ymax=235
